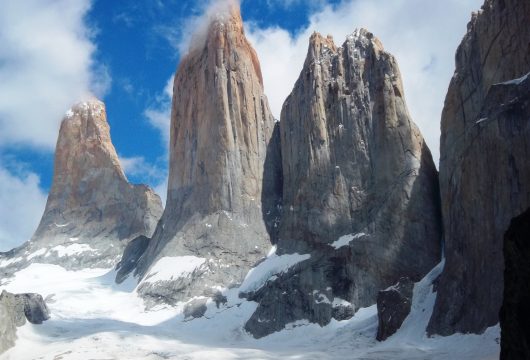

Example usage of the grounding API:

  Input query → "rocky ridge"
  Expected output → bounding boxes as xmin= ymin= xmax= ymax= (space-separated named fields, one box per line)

xmin=428 ymin=0 xmax=530 ymax=336
xmin=243 ymin=29 xmax=442 ymax=338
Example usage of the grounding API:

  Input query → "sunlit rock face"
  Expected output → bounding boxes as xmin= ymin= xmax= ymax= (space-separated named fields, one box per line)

xmin=428 ymin=0 xmax=530 ymax=336
xmin=135 ymin=3 xmax=282 ymax=304
xmin=0 ymin=99 xmax=162 ymax=272
xmin=244 ymin=29 xmax=442 ymax=338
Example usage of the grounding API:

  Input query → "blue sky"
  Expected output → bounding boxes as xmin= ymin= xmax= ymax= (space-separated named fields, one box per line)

xmin=0 ymin=0 xmax=482 ymax=250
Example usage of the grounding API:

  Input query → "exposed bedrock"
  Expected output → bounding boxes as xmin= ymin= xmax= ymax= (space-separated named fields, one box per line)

xmin=135 ymin=3 xmax=282 ymax=305
xmin=244 ymin=29 xmax=442 ymax=338
xmin=428 ymin=0 xmax=530 ymax=336
xmin=0 ymin=100 xmax=163 ymax=274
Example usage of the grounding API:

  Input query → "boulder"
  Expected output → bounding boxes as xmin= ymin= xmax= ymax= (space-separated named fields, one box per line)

xmin=376 ymin=278 xmax=414 ymax=341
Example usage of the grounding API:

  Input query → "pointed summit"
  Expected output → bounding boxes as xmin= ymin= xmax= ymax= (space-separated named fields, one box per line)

xmin=244 ymin=28 xmax=442 ymax=337
xmin=0 ymin=99 xmax=163 ymax=271
xmin=134 ymin=3 xmax=282 ymax=304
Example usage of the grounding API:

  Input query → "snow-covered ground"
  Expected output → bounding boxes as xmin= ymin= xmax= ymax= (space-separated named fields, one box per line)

xmin=0 ymin=260 xmax=500 ymax=360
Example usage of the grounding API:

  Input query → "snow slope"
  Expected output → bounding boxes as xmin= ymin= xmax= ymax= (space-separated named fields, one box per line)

xmin=0 ymin=260 xmax=500 ymax=359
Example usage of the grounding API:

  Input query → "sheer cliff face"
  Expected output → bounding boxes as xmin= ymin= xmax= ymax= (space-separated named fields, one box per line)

xmin=244 ymin=30 xmax=442 ymax=338
xmin=428 ymin=0 xmax=530 ymax=336
xmin=136 ymin=5 xmax=281 ymax=303
xmin=7 ymin=100 xmax=163 ymax=270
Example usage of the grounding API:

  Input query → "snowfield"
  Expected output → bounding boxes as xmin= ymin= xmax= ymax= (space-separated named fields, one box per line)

xmin=0 ymin=260 xmax=500 ymax=360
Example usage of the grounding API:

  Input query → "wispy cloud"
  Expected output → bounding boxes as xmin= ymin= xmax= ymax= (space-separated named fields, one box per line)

xmin=144 ymin=75 xmax=174 ymax=147
xmin=0 ymin=0 xmax=109 ymax=151
xmin=0 ymin=0 xmax=109 ymax=251
xmin=119 ymin=155 xmax=168 ymax=205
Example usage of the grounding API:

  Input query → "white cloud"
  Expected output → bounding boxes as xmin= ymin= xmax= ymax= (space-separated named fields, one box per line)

xmin=144 ymin=76 xmax=174 ymax=147
xmin=178 ymin=0 xmax=241 ymax=56
xmin=246 ymin=0 xmax=483 ymax=164
xmin=0 ymin=166 xmax=47 ymax=252
xmin=0 ymin=0 xmax=108 ymax=250
xmin=0 ymin=0 xmax=109 ymax=151
xmin=119 ymin=155 xmax=168 ymax=206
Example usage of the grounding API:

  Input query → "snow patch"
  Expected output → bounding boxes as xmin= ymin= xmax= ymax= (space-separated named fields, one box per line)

xmin=0 ymin=256 xmax=23 ymax=268
xmin=0 ymin=259 xmax=500 ymax=359
xmin=331 ymin=232 xmax=367 ymax=249
xmin=332 ymin=297 xmax=352 ymax=308
xmin=26 ymin=248 xmax=48 ymax=260
xmin=48 ymin=243 xmax=96 ymax=257
xmin=496 ymin=72 xmax=529 ymax=86
xmin=239 ymin=247 xmax=310 ymax=294
xmin=54 ymin=222 xmax=69 ymax=228
xmin=313 ymin=290 xmax=331 ymax=304
xmin=143 ymin=256 xmax=206 ymax=284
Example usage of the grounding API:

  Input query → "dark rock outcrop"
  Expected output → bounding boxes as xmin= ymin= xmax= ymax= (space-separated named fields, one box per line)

xmin=115 ymin=235 xmax=150 ymax=284
xmin=135 ymin=3 xmax=281 ymax=304
xmin=428 ymin=0 xmax=530 ymax=336
xmin=0 ymin=290 xmax=50 ymax=354
xmin=376 ymin=277 xmax=414 ymax=341
xmin=0 ymin=100 xmax=163 ymax=273
xmin=244 ymin=29 xmax=442 ymax=337
xmin=500 ymin=208 xmax=530 ymax=360
xmin=16 ymin=293 xmax=50 ymax=325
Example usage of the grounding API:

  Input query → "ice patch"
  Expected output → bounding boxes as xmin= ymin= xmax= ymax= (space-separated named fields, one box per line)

xmin=144 ymin=256 xmax=206 ymax=284
xmin=331 ymin=232 xmax=367 ymax=249
xmin=496 ymin=72 xmax=529 ymax=86
xmin=239 ymin=247 xmax=310 ymax=294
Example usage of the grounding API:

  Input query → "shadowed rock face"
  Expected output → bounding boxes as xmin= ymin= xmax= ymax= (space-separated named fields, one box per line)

xmin=135 ymin=4 xmax=282 ymax=304
xmin=0 ymin=100 xmax=163 ymax=272
xmin=244 ymin=29 xmax=441 ymax=338
xmin=500 ymin=208 xmax=530 ymax=360
xmin=428 ymin=0 xmax=530 ymax=336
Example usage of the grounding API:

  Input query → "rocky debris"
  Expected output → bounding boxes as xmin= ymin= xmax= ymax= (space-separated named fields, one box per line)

xmin=244 ymin=29 xmax=441 ymax=338
xmin=115 ymin=235 xmax=150 ymax=284
xmin=135 ymin=3 xmax=281 ymax=304
xmin=376 ymin=278 xmax=414 ymax=341
xmin=428 ymin=0 xmax=530 ymax=336
xmin=0 ymin=290 xmax=50 ymax=354
xmin=0 ymin=100 xmax=163 ymax=273
xmin=500 ymin=208 xmax=530 ymax=359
